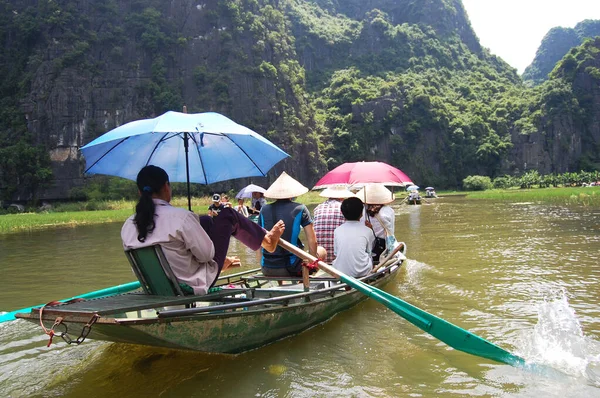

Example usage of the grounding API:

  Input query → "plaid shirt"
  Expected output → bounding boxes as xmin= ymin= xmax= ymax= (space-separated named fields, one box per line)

xmin=313 ymin=199 xmax=345 ymax=263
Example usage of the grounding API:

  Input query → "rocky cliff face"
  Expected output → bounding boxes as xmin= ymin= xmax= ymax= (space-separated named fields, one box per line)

xmin=1 ymin=1 xmax=599 ymax=200
xmin=523 ymin=19 xmax=600 ymax=86
xmin=7 ymin=0 xmax=326 ymax=199
xmin=513 ymin=38 xmax=600 ymax=173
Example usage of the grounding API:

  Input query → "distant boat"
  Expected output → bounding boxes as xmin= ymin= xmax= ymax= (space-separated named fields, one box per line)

xmin=425 ymin=187 xmax=437 ymax=198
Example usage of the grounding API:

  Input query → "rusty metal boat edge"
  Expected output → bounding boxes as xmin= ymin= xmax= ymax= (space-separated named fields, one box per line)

xmin=15 ymin=260 xmax=403 ymax=353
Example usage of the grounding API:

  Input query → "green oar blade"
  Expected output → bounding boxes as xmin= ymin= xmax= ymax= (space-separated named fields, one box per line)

xmin=339 ymin=274 xmax=525 ymax=366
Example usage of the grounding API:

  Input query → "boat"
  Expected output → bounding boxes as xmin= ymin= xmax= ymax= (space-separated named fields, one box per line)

xmin=406 ymin=197 xmax=422 ymax=205
xmin=15 ymin=251 xmax=405 ymax=353
xmin=425 ymin=187 xmax=437 ymax=198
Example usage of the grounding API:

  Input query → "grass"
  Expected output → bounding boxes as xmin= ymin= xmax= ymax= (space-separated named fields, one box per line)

xmin=3 ymin=187 xmax=597 ymax=234
xmin=0 ymin=192 xmax=327 ymax=235
xmin=466 ymin=186 xmax=600 ymax=206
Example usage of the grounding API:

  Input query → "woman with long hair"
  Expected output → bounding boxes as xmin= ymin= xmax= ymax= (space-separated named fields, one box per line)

xmin=122 ymin=165 xmax=285 ymax=295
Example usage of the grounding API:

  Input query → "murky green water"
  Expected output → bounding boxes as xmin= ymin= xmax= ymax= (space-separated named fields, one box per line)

xmin=1 ymin=197 xmax=599 ymax=397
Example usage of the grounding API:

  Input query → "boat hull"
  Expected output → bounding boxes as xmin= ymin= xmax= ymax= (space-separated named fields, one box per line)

xmin=18 ymin=265 xmax=401 ymax=353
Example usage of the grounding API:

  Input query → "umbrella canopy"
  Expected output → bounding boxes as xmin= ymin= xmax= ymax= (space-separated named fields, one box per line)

xmin=313 ymin=161 xmax=412 ymax=189
xmin=407 ymin=185 xmax=420 ymax=191
xmin=425 ymin=187 xmax=434 ymax=190
xmin=80 ymin=111 xmax=289 ymax=209
xmin=235 ymin=184 xmax=266 ymax=199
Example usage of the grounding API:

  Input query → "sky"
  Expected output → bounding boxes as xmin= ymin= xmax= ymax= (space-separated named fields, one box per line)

xmin=461 ymin=0 xmax=600 ymax=74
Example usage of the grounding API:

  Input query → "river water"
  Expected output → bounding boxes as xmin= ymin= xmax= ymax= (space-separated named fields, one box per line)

xmin=1 ymin=197 xmax=599 ymax=397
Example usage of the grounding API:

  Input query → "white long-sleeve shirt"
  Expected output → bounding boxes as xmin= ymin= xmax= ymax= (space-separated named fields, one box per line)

xmin=121 ymin=199 xmax=217 ymax=295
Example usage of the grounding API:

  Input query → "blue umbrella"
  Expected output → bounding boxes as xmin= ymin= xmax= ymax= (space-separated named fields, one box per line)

xmin=81 ymin=111 xmax=289 ymax=210
xmin=406 ymin=185 xmax=420 ymax=191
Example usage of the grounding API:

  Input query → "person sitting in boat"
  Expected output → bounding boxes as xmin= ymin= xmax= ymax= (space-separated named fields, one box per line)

xmin=357 ymin=184 xmax=397 ymax=261
xmin=259 ymin=172 xmax=318 ymax=277
xmin=332 ymin=197 xmax=375 ymax=277
xmin=249 ymin=191 xmax=266 ymax=215
xmin=425 ymin=187 xmax=437 ymax=198
xmin=235 ymin=198 xmax=249 ymax=217
xmin=408 ymin=190 xmax=420 ymax=201
xmin=208 ymin=193 xmax=226 ymax=217
xmin=121 ymin=165 xmax=285 ymax=295
xmin=313 ymin=185 xmax=355 ymax=264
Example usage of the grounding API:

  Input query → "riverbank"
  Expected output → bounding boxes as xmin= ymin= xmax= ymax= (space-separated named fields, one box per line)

xmin=0 ymin=192 xmax=326 ymax=234
xmin=1 ymin=187 xmax=598 ymax=234
xmin=465 ymin=186 xmax=600 ymax=206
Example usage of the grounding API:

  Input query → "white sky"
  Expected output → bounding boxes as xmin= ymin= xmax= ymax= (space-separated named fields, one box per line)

xmin=462 ymin=0 xmax=600 ymax=73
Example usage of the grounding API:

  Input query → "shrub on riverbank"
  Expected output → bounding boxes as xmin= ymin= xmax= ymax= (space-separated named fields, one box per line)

xmin=462 ymin=175 xmax=493 ymax=191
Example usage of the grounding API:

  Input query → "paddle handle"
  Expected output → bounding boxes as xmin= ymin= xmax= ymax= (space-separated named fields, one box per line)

xmin=277 ymin=239 xmax=342 ymax=279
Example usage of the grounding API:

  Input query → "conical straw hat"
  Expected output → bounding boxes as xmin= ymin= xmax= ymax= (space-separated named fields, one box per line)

xmin=319 ymin=184 xmax=355 ymax=199
xmin=354 ymin=183 xmax=395 ymax=204
xmin=264 ymin=172 xmax=309 ymax=199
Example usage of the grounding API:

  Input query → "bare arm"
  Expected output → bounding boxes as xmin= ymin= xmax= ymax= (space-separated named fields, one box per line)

xmin=303 ymin=223 xmax=318 ymax=257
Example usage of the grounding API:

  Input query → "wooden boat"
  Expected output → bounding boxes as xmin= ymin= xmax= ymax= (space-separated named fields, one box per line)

xmin=407 ymin=198 xmax=421 ymax=205
xmin=16 ymin=255 xmax=404 ymax=353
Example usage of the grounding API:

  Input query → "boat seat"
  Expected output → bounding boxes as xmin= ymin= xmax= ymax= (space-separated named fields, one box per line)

xmin=125 ymin=244 xmax=191 ymax=296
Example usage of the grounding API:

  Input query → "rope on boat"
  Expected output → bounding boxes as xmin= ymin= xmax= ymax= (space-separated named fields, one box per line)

xmin=39 ymin=300 xmax=67 ymax=347
xmin=303 ymin=259 xmax=320 ymax=272
xmin=38 ymin=298 xmax=96 ymax=347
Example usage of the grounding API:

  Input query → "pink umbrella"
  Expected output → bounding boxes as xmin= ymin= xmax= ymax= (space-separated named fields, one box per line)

xmin=313 ymin=161 xmax=413 ymax=188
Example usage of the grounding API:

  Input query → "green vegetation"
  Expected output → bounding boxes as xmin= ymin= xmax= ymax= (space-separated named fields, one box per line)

xmin=0 ymin=191 xmax=326 ymax=234
xmin=523 ymin=19 xmax=600 ymax=86
xmin=0 ymin=1 xmax=599 ymax=203
xmin=462 ymin=175 xmax=492 ymax=191
xmin=466 ymin=187 xmax=600 ymax=206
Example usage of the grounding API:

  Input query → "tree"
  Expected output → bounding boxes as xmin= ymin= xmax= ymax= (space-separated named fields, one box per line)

xmin=0 ymin=141 xmax=53 ymax=202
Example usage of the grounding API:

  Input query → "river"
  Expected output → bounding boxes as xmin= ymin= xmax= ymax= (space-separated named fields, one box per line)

xmin=1 ymin=197 xmax=599 ymax=397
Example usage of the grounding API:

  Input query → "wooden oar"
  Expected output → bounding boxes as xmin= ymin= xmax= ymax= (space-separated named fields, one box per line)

xmin=373 ymin=242 xmax=406 ymax=273
xmin=0 ymin=281 xmax=141 ymax=324
xmin=278 ymin=239 xmax=525 ymax=367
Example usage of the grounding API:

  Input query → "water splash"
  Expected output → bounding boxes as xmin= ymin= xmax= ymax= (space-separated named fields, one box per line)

xmin=518 ymin=292 xmax=600 ymax=386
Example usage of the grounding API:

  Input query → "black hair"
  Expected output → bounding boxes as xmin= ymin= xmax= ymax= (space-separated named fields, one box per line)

xmin=134 ymin=165 xmax=169 ymax=242
xmin=340 ymin=197 xmax=364 ymax=221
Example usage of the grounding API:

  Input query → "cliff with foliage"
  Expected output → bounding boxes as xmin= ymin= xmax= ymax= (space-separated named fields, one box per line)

xmin=0 ymin=0 xmax=598 ymax=201
xmin=0 ymin=0 xmax=326 ymax=200
xmin=523 ymin=19 xmax=600 ymax=86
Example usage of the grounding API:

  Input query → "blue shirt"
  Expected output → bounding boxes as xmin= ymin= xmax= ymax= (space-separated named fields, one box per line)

xmin=259 ymin=200 xmax=313 ymax=268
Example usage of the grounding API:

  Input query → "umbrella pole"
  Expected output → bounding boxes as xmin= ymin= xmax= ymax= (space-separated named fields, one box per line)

xmin=184 ymin=132 xmax=192 ymax=211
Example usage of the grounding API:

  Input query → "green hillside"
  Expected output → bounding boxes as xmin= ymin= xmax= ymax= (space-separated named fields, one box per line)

xmin=0 ymin=0 xmax=598 ymax=202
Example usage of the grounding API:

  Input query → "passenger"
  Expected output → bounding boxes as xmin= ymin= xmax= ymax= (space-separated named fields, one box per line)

xmin=208 ymin=193 xmax=225 ymax=217
xmin=357 ymin=184 xmax=397 ymax=259
xmin=332 ymin=197 xmax=375 ymax=277
xmin=121 ymin=165 xmax=285 ymax=295
xmin=235 ymin=198 xmax=249 ymax=217
xmin=249 ymin=191 xmax=267 ymax=215
xmin=259 ymin=172 xmax=318 ymax=277
xmin=313 ymin=185 xmax=355 ymax=264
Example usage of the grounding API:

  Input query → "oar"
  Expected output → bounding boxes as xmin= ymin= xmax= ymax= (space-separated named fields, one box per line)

xmin=278 ymin=239 xmax=525 ymax=367
xmin=0 ymin=281 xmax=141 ymax=323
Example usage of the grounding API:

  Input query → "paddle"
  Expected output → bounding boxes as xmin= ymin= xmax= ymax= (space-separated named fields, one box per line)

xmin=278 ymin=239 xmax=525 ymax=367
xmin=0 ymin=281 xmax=141 ymax=324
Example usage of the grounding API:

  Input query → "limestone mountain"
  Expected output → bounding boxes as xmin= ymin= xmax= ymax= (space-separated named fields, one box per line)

xmin=0 ymin=0 xmax=598 ymax=202
xmin=523 ymin=19 xmax=600 ymax=86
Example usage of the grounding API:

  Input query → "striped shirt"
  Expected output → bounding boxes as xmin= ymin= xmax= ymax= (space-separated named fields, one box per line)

xmin=313 ymin=199 xmax=345 ymax=263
